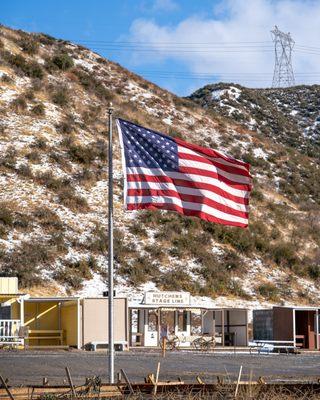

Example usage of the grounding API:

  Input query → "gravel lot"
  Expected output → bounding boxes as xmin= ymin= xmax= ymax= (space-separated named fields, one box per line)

xmin=0 ymin=350 xmax=319 ymax=385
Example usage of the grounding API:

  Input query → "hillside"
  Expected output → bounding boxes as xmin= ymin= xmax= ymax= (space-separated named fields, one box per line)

xmin=0 ymin=26 xmax=319 ymax=308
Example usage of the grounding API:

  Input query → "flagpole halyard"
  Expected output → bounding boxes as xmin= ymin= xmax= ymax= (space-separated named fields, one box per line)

xmin=107 ymin=103 xmax=114 ymax=383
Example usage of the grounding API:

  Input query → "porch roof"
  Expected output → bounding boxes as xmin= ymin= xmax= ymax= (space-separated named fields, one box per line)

xmin=128 ymin=303 xmax=248 ymax=311
xmin=26 ymin=297 xmax=80 ymax=303
xmin=0 ymin=293 xmax=25 ymax=299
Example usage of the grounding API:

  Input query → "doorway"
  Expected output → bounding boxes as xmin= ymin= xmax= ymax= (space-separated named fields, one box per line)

xmin=295 ymin=310 xmax=316 ymax=349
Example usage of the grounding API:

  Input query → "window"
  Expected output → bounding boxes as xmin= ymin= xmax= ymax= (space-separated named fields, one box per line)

xmin=147 ymin=310 xmax=158 ymax=332
xmin=177 ymin=310 xmax=188 ymax=332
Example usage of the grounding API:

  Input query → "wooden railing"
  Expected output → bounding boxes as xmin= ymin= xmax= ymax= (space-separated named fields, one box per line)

xmin=0 ymin=319 xmax=23 ymax=345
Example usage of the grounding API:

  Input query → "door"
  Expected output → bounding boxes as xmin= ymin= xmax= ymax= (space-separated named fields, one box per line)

xmin=175 ymin=310 xmax=190 ymax=345
xmin=144 ymin=310 xmax=158 ymax=346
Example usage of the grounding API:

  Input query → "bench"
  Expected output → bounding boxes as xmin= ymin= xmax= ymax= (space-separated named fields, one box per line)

xmin=251 ymin=340 xmax=297 ymax=354
xmin=25 ymin=330 xmax=64 ymax=346
xmin=87 ymin=340 xmax=128 ymax=351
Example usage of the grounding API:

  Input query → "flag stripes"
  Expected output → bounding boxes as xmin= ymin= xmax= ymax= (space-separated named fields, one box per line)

xmin=117 ymin=119 xmax=252 ymax=227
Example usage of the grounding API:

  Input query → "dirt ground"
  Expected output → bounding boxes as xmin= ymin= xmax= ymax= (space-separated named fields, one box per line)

xmin=0 ymin=349 xmax=319 ymax=385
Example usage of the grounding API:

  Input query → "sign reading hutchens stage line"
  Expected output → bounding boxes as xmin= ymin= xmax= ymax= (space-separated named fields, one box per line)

xmin=144 ymin=291 xmax=190 ymax=305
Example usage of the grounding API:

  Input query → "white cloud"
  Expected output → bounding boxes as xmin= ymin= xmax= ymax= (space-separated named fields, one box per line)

xmin=127 ymin=0 xmax=320 ymax=89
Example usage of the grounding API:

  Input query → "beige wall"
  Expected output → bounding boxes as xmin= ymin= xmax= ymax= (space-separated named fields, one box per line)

xmin=0 ymin=277 xmax=18 ymax=294
xmin=81 ymin=298 xmax=128 ymax=347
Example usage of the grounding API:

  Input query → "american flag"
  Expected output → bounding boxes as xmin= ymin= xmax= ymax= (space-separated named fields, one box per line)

xmin=116 ymin=119 xmax=252 ymax=228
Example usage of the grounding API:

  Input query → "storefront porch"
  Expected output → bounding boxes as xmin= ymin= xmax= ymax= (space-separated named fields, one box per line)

xmin=129 ymin=291 xmax=249 ymax=348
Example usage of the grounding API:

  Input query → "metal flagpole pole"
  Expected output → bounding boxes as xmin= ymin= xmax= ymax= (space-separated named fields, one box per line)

xmin=107 ymin=103 xmax=114 ymax=384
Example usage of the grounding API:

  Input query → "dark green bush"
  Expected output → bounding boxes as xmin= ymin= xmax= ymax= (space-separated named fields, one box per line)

xmin=4 ymin=52 xmax=44 ymax=79
xmin=51 ymin=52 xmax=74 ymax=71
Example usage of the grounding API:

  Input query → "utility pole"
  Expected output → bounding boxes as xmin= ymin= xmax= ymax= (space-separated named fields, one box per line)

xmin=271 ymin=25 xmax=295 ymax=88
xmin=107 ymin=103 xmax=114 ymax=384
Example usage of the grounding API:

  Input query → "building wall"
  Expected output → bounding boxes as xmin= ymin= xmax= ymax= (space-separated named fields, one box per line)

xmin=81 ymin=298 xmax=127 ymax=347
xmin=203 ymin=309 xmax=248 ymax=346
xmin=0 ymin=278 xmax=18 ymax=294
xmin=273 ymin=307 xmax=293 ymax=341
xmin=24 ymin=301 xmax=60 ymax=346
xmin=253 ymin=310 xmax=273 ymax=340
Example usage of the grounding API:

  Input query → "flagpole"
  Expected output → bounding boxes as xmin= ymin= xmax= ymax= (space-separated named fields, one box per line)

xmin=107 ymin=103 xmax=114 ymax=384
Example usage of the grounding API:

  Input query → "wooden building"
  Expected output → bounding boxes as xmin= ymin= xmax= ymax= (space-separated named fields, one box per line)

xmin=0 ymin=278 xmax=128 ymax=350
xmin=253 ymin=306 xmax=320 ymax=350
xmin=129 ymin=291 xmax=249 ymax=348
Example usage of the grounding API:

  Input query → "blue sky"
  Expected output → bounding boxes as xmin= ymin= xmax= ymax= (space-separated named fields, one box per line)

xmin=2 ymin=0 xmax=320 ymax=95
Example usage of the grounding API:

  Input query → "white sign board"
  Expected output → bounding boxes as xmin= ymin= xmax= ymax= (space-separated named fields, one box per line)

xmin=144 ymin=291 xmax=190 ymax=305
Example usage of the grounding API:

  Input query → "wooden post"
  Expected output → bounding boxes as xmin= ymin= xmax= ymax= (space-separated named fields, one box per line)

xmin=162 ymin=336 xmax=166 ymax=358
xmin=234 ymin=365 xmax=243 ymax=399
xmin=65 ymin=367 xmax=76 ymax=398
xmin=0 ymin=375 xmax=15 ymax=400
xmin=153 ymin=362 xmax=161 ymax=395
xmin=221 ymin=310 xmax=225 ymax=347
xmin=120 ymin=369 xmax=134 ymax=395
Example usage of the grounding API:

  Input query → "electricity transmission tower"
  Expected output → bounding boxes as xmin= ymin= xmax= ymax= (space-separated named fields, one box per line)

xmin=271 ymin=25 xmax=295 ymax=87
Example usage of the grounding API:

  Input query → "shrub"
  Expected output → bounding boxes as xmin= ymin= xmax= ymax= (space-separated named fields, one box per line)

xmin=0 ymin=146 xmax=17 ymax=169
xmin=68 ymin=142 xmax=96 ymax=164
xmin=38 ymin=33 xmax=56 ymax=46
xmin=13 ymin=213 xmax=31 ymax=229
xmin=26 ymin=150 xmax=41 ymax=162
xmin=17 ymin=37 xmax=39 ymax=55
xmin=67 ymin=140 xmax=107 ymax=164
xmin=308 ymin=264 xmax=320 ymax=280
xmin=17 ymin=164 xmax=33 ymax=177
xmin=89 ymin=225 xmax=108 ymax=253
xmin=56 ymin=120 xmax=73 ymax=134
xmin=57 ymin=186 xmax=88 ymax=211
xmin=1 ymin=240 xmax=56 ymax=287
xmin=37 ymin=171 xmax=65 ymax=190
xmin=24 ymin=90 xmax=35 ymax=100
xmin=128 ymin=222 xmax=148 ymax=237
xmin=1 ymin=74 xmax=13 ymax=84
xmin=11 ymin=96 xmax=27 ymax=112
xmin=31 ymin=103 xmax=45 ymax=116
xmin=3 ymin=53 xmax=44 ymax=79
xmin=157 ymin=268 xmax=194 ymax=292
xmin=51 ymin=87 xmax=70 ymax=107
xmin=51 ymin=52 xmax=74 ymax=70
xmin=256 ymin=282 xmax=280 ymax=301
xmin=32 ymin=136 xmax=47 ymax=149
xmin=33 ymin=206 xmax=64 ymax=232
xmin=271 ymin=242 xmax=298 ymax=268
xmin=0 ymin=203 xmax=13 ymax=226
xmin=118 ymin=256 xmax=157 ymax=286
xmin=73 ymin=68 xmax=114 ymax=101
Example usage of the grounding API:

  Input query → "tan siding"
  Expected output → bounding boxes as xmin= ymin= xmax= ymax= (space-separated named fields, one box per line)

xmin=81 ymin=298 xmax=127 ymax=347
